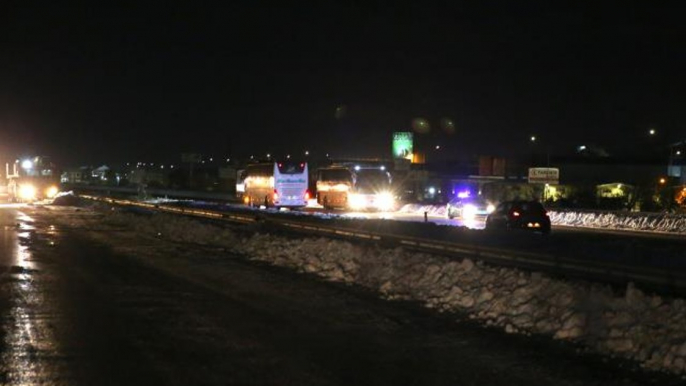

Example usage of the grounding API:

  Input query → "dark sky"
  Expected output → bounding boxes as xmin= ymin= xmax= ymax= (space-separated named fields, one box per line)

xmin=1 ymin=2 xmax=683 ymax=165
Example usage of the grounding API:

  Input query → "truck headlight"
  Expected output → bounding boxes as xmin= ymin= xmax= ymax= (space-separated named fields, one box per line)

xmin=376 ymin=192 xmax=395 ymax=211
xmin=348 ymin=194 xmax=365 ymax=210
xmin=19 ymin=184 xmax=37 ymax=201
xmin=46 ymin=186 xmax=59 ymax=198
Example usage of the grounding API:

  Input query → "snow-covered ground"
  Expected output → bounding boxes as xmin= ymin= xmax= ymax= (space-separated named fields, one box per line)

xmin=58 ymin=203 xmax=686 ymax=375
xmin=399 ymin=204 xmax=686 ymax=234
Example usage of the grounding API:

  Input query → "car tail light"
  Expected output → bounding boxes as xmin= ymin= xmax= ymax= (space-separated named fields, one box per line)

xmin=273 ymin=189 xmax=279 ymax=201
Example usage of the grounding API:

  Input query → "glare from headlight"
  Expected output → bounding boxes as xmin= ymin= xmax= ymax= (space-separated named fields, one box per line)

xmin=46 ymin=186 xmax=59 ymax=198
xmin=463 ymin=204 xmax=477 ymax=219
xmin=348 ymin=194 xmax=365 ymax=210
xmin=376 ymin=192 xmax=395 ymax=211
xmin=486 ymin=204 xmax=495 ymax=213
xmin=19 ymin=184 xmax=37 ymax=201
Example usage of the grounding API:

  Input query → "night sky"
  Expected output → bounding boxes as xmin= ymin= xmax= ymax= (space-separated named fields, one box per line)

xmin=1 ymin=3 xmax=683 ymax=166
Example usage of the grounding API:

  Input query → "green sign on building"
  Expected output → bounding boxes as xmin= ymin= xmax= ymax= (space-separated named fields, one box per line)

xmin=392 ymin=132 xmax=413 ymax=160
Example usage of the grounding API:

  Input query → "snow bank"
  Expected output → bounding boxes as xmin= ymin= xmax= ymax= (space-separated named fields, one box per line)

xmin=398 ymin=204 xmax=686 ymax=234
xmin=548 ymin=210 xmax=686 ymax=234
xmin=103 ymin=210 xmax=686 ymax=374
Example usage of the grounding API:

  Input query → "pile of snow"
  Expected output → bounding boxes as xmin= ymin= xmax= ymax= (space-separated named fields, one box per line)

xmin=51 ymin=191 xmax=80 ymax=206
xmin=143 ymin=197 xmax=188 ymax=204
xmin=99 ymin=209 xmax=686 ymax=374
xmin=398 ymin=204 xmax=448 ymax=217
xmin=398 ymin=204 xmax=686 ymax=234
xmin=548 ymin=210 xmax=686 ymax=234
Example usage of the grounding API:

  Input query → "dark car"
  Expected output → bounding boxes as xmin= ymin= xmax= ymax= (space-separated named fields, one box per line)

xmin=485 ymin=200 xmax=551 ymax=234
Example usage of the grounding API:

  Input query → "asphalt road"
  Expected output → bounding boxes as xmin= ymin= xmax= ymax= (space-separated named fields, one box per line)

xmin=0 ymin=206 xmax=681 ymax=385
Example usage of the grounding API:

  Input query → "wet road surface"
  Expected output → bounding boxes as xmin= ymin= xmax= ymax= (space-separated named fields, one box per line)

xmin=0 ymin=206 xmax=682 ymax=385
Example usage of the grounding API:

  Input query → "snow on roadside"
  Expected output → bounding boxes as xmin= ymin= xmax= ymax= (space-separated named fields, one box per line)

xmin=82 ymin=207 xmax=686 ymax=374
xmin=398 ymin=204 xmax=686 ymax=234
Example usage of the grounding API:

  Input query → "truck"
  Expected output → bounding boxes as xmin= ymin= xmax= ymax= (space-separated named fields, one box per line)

xmin=316 ymin=164 xmax=395 ymax=211
xmin=5 ymin=157 xmax=60 ymax=202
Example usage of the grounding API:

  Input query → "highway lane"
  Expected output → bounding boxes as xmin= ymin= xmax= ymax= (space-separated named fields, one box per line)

xmin=331 ymin=210 xmax=486 ymax=229
xmin=0 ymin=206 xmax=681 ymax=385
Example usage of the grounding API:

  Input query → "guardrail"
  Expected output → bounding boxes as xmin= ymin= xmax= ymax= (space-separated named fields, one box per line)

xmin=81 ymin=195 xmax=686 ymax=294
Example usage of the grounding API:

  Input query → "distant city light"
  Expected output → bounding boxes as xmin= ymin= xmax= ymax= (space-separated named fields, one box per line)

xmin=305 ymin=150 xmax=310 ymax=156
xmin=412 ymin=118 xmax=430 ymax=134
xmin=286 ymin=154 xmax=291 ymax=159
xmin=435 ymin=145 xmax=441 ymax=150
xmin=659 ymin=177 xmax=667 ymax=184
xmin=266 ymin=153 xmax=271 ymax=158
xmin=649 ymin=129 xmax=656 ymax=135
xmin=209 ymin=158 xmax=213 ymax=162
xmin=677 ymin=151 xmax=682 ymax=156
xmin=578 ymin=145 xmax=586 ymax=151
xmin=530 ymin=136 xmax=537 ymax=142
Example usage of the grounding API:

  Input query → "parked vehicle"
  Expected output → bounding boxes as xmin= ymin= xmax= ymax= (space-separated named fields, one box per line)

xmin=485 ymin=200 xmax=551 ymax=234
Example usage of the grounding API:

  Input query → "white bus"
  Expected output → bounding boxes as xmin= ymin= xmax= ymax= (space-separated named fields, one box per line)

xmin=243 ymin=161 xmax=309 ymax=208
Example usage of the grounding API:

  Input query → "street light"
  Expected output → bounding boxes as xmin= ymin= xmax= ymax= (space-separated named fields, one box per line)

xmin=649 ymin=129 xmax=656 ymax=136
xmin=530 ymin=136 xmax=537 ymax=142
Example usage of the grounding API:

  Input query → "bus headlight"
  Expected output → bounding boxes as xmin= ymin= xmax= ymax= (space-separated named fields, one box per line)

xmin=19 ymin=184 xmax=37 ymax=201
xmin=46 ymin=186 xmax=59 ymax=198
xmin=376 ymin=192 xmax=395 ymax=211
xmin=462 ymin=204 xmax=477 ymax=219
xmin=348 ymin=194 xmax=365 ymax=210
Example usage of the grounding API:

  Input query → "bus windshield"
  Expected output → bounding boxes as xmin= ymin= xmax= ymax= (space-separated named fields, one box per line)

xmin=245 ymin=163 xmax=274 ymax=177
xmin=318 ymin=169 xmax=352 ymax=183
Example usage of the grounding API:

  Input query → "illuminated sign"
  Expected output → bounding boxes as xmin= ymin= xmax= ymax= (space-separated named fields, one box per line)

xmin=528 ymin=168 xmax=559 ymax=184
xmin=392 ymin=132 xmax=413 ymax=160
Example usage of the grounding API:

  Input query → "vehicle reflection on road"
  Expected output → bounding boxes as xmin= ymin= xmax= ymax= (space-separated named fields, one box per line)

xmin=2 ymin=211 xmax=58 ymax=385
